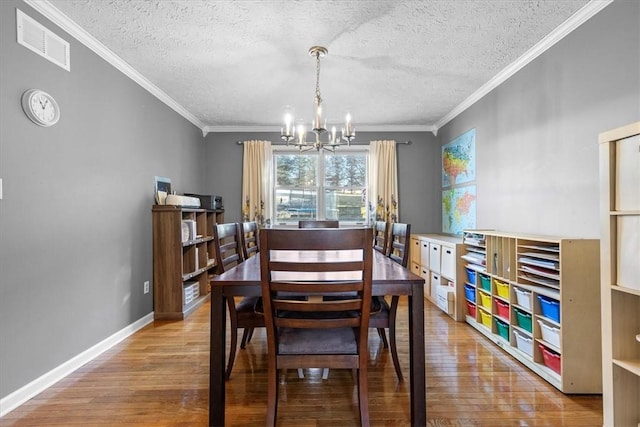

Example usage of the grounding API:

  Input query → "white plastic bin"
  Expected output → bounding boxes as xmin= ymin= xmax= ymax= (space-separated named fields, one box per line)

xmin=514 ymin=287 xmax=532 ymax=310
xmin=537 ymin=319 xmax=561 ymax=348
xmin=513 ymin=329 xmax=533 ymax=357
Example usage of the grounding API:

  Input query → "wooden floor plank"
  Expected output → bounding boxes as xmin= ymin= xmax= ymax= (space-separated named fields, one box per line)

xmin=0 ymin=298 xmax=602 ymax=426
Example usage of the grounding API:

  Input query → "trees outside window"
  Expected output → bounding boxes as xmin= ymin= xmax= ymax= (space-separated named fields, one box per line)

xmin=273 ymin=148 xmax=368 ymax=225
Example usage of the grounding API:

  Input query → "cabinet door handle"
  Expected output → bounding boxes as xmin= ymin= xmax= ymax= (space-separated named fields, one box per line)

xmin=445 ymin=249 xmax=452 ymax=254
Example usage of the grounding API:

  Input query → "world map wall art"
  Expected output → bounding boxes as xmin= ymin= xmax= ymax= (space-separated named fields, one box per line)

xmin=442 ymin=128 xmax=477 ymax=235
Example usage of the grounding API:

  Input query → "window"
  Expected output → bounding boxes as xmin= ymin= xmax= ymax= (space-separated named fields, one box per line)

xmin=273 ymin=147 xmax=368 ymax=225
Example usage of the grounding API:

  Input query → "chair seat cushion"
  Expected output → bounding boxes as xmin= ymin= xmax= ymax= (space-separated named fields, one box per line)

xmin=235 ymin=296 xmax=263 ymax=319
xmin=278 ymin=327 xmax=357 ymax=354
xmin=370 ymin=296 xmax=390 ymax=317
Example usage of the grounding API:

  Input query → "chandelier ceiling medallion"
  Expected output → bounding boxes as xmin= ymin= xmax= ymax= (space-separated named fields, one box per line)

xmin=280 ymin=46 xmax=355 ymax=152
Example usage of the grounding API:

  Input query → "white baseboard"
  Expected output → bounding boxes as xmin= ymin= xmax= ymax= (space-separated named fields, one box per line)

xmin=0 ymin=312 xmax=154 ymax=417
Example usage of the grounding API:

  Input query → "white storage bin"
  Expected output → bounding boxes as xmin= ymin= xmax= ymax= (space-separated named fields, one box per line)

xmin=537 ymin=319 xmax=561 ymax=348
xmin=513 ymin=329 xmax=533 ymax=357
xmin=429 ymin=243 xmax=441 ymax=273
xmin=436 ymin=286 xmax=455 ymax=314
xmin=430 ymin=272 xmax=441 ymax=298
xmin=184 ymin=281 xmax=199 ymax=305
xmin=514 ymin=287 xmax=532 ymax=310
xmin=440 ymin=245 xmax=455 ymax=279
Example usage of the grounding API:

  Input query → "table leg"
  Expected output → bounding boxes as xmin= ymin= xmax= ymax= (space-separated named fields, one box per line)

xmin=408 ymin=285 xmax=426 ymax=426
xmin=209 ymin=286 xmax=226 ymax=426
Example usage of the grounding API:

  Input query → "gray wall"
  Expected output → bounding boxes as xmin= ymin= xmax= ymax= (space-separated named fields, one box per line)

xmin=203 ymin=131 xmax=441 ymax=234
xmin=438 ymin=0 xmax=639 ymax=238
xmin=0 ymin=1 xmax=205 ymax=398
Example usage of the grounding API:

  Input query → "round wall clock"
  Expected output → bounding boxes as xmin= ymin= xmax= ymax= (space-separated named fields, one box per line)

xmin=21 ymin=89 xmax=60 ymax=127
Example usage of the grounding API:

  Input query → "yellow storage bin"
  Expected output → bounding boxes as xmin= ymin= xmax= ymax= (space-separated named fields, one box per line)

xmin=494 ymin=279 xmax=510 ymax=299
xmin=479 ymin=291 xmax=492 ymax=310
xmin=479 ymin=309 xmax=492 ymax=328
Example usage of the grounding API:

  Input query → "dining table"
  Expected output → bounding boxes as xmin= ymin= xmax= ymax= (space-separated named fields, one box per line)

xmin=209 ymin=249 xmax=426 ymax=426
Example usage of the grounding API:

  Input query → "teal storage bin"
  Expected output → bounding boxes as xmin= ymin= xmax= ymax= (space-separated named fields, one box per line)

xmin=479 ymin=274 xmax=491 ymax=291
xmin=514 ymin=307 xmax=532 ymax=333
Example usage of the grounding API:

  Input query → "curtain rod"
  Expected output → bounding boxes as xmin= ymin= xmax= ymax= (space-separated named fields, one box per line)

xmin=236 ymin=140 xmax=412 ymax=145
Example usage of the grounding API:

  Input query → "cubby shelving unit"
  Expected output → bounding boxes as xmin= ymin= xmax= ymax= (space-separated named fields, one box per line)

xmin=461 ymin=229 xmax=601 ymax=393
xmin=599 ymin=122 xmax=640 ymax=426
xmin=152 ymin=205 xmax=224 ymax=320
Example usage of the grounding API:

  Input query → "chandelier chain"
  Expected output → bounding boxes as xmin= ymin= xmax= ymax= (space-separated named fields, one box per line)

xmin=315 ymin=50 xmax=322 ymax=106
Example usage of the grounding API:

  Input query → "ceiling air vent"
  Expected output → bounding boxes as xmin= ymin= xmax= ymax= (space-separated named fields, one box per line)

xmin=16 ymin=9 xmax=70 ymax=71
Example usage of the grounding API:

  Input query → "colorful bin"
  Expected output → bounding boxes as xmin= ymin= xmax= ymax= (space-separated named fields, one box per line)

xmin=495 ymin=317 xmax=509 ymax=341
xmin=466 ymin=301 xmax=477 ymax=318
xmin=514 ymin=287 xmax=532 ymax=310
xmin=479 ymin=274 xmax=491 ymax=291
xmin=538 ymin=295 xmax=560 ymax=322
xmin=465 ymin=267 xmax=477 ymax=285
xmin=494 ymin=279 xmax=510 ymax=299
xmin=514 ymin=307 xmax=533 ymax=333
xmin=495 ymin=299 xmax=510 ymax=319
xmin=537 ymin=319 xmax=561 ymax=347
xmin=513 ymin=329 xmax=533 ymax=356
xmin=464 ymin=284 xmax=476 ymax=302
xmin=479 ymin=309 xmax=492 ymax=328
xmin=539 ymin=344 xmax=561 ymax=375
xmin=479 ymin=291 xmax=492 ymax=310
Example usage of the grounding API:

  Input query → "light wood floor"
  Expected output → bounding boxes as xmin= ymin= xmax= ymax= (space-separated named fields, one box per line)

xmin=0 ymin=298 xmax=602 ymax=426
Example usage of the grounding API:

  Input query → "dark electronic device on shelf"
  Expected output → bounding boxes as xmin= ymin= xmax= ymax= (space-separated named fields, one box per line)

xmin=185 ymin=194 xmax=223 ymax=210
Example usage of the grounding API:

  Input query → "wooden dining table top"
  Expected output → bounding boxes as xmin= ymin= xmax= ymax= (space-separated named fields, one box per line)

xmin=212 ymin=249 xmax=424 ymax=295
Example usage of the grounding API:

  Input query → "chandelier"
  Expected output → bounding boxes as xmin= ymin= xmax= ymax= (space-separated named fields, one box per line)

xmin=280 ymin=46 xmax=355 ymax=152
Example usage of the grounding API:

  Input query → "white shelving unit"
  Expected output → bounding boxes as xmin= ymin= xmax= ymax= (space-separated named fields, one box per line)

xmin=599 ymin=122 xmax=640 ymax=426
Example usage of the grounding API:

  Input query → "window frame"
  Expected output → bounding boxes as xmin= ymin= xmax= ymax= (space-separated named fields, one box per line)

xmin=272 ymin=145 xmax=369 ymax=226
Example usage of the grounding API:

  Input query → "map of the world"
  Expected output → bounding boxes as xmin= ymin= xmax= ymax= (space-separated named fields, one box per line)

xmin=442 ymin=186 xmax=477 ymax=235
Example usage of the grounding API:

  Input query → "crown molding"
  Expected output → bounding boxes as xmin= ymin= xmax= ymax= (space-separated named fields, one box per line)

xmin=433 ymin=0 xmax=614 ymax=132
xmin=23 ymin=0 xmax=206 ymax=132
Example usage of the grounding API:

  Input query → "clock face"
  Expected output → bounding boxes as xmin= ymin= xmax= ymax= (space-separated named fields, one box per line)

xmin=21 ymin=89 xmax=60 ymax=127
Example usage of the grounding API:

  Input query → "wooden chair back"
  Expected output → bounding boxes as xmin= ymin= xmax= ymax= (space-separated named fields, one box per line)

xmin=213 ymin=222 xmax=243 ymax=273
xmin=388 ymin=222 xmax=411 ymax=268
xmin=259 ymin=228 xmax=373 ymax=426
xmin=373 ymin=220 xmax=388 ymax=254
xmin=240 ymin=221 xmax=259 ymax=259
xmin=298 ymin=220 xmax=339 ymax=228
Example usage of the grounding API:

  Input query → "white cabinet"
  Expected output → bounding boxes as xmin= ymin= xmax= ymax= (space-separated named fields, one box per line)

xmin=411 ymin=234 xmax=464 ymax=320
xmin=599 ymin=122 xmax=640 ymax=426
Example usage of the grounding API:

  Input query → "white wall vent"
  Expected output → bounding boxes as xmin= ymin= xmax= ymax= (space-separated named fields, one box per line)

xmin=16 ymin=9 xmax=70 ymax=71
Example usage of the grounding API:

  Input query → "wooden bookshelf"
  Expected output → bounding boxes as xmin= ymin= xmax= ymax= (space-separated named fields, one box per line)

xmin=152 ymin=205 xmax=224 ymax=320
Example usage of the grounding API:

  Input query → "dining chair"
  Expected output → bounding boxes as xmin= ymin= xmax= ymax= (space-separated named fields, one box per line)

xmin=259 ymin=228 xmax=374 ymax=427
xmin=372 ymin=220 xmax=388 ymax=254
xmin=298 ymin=219 xmax=339 ymax=228
xmin=371 ymin=220 xmax=391 ymax=347
xmin=240 ymin=221 xmax=259 ymax=260
xmin=213 ymin=222 xmax=265 ymax=380
xmin=370 ymin=222 xmax=411 ymax=381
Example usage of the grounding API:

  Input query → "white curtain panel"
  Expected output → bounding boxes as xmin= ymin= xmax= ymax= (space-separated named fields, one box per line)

xmin=241 ymin=140 xmax=272 ymax=225
xmin=368 ymin=140 xmax=399 ymax=223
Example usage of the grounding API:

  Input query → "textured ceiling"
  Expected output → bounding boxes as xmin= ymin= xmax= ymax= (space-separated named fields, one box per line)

xmin=46 ymin=0 xmax=593 ymax=132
